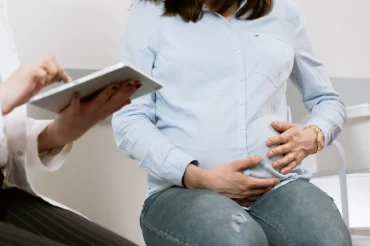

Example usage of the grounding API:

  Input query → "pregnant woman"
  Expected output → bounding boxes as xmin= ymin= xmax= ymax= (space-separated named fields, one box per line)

xmin=112 ymin=0 xmax=351 ymax=245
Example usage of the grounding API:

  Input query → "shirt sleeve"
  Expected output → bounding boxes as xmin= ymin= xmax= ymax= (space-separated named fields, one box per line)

xmin=26 ymin=118 xmax=72 ymax=172
xmin=112 ymin=1 xmax=196 ymax=187
xmin=0 ymin=102 xmax=8 ymax=168
xmin=287 ymin=3 xmax=347 ymax=146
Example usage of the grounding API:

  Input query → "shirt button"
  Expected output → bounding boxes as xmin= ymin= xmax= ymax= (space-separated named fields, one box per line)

xmin=243 ymin=154 xmax=248 ymax=158
xmin=0 ymin=4 xmax=3 ymax=8
xmin=239 ymin=100 xmax=244 ymax=105
xmin=17 ymin=151 xmax=24 ymax=157
xmin=240 ymin=125 xmax=245 ymax=130
xmin=236 ymin=50 xmax=241 ymax=55
xmin=239 ymin=76 xmax=244 ymax=81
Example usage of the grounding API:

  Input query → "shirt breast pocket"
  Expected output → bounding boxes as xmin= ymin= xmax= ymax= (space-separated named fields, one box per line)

xmin=249 ymin=33 xmax=295 ymax=88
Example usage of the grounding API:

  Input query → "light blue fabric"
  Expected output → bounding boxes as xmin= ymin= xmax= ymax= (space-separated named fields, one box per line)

xmin=112 ymin=0 xmax=346 ymax=197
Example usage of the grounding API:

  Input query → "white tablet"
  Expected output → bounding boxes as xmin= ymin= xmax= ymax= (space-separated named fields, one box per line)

xmin=30 ymin=62 xmax=163 ymax=113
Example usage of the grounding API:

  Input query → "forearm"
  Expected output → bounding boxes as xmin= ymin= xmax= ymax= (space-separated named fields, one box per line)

xmin=288 ymin=1 xmax=346 ymax=146
xmin=37 ymin=122 xmax=66 ymax=153
xmin=113 ymin=110 xmax=196 ymax=187
xmin=26 ymin=117 xmax=73 ymax=171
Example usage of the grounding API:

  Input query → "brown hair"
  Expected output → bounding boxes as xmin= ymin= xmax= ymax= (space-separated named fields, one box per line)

xmin=144 ymin=0 xmax=272 ymax=22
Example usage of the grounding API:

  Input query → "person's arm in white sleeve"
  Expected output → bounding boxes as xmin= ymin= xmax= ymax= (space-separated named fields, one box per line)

xmin=0 ymin=102 xmax=9 ymax=167
xmin=26 ymin=118 xmax=72 ymax=172
xmin=112 ymin=1 xmax=197 ymax=187
xmin=287 ymin=3 xmax=346 ymax=147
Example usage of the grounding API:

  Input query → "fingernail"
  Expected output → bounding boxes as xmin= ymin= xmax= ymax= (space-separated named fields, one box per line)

xmin=74 ymin=93 xmax=79 ymax=99
xmin=273 ymin=162 xmax=278 ymax=168
xmin=136 ymin=84 xmax=142 ymax=89
xmin=281 ymin=169 xmax=286 ymax=174
xmin=112 ymin=85 xmax=119 ymax=91
xmin=255 ymin=155 xmax=262 ymax=161
xmin=268 ymin=150 xmax=273 ymax=156
xmin=274 ymin=122 xmax=280 ymax=126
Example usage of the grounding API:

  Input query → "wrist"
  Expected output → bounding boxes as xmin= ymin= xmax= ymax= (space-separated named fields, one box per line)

xmin=304 ymin=125 xmax=325 ymax=154
xmin=0 ymin=84 xmax=13 ymax=115
xmin=302 ymin=127 xmax=319 ymax=154
xmin=183 ymin=164 xmax=207 ymax=189
xmin=38 ymin=122 xmax=66 ymax=152
xmin=0 ymin=102 xmax=11 ymax=116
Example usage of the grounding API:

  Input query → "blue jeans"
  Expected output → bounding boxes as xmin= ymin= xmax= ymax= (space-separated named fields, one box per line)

xmin=140 ymin=180 xmax=352 ymax=246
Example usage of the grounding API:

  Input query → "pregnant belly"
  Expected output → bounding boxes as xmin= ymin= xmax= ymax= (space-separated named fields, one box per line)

xmin=244 ymin=114 xmax=285 ymax=178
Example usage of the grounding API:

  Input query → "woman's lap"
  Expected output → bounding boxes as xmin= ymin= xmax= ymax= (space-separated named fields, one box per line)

xmin=248 ymin=179 xmax=352 ymax=246
xmin=141 ymin=180 xmax=352 ymax=246
xmin=140 ymin=187 xmax=268 ymax=246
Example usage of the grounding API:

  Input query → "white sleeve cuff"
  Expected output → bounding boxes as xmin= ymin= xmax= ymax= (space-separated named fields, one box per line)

xmin=26 ymin=118 xmax=73 ymax=172
xmin=0 ymin=101 xmax=8 ymax=167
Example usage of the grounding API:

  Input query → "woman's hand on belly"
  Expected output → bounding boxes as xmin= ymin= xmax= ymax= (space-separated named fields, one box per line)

xmin=266 ymin=122 xmax=318 ymax=174
xmin=183 ymin=156 xmax=280 ymax=202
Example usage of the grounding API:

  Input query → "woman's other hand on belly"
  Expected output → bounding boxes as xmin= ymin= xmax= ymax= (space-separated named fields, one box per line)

xmin=183 ymin=156 xmax=280 ymax=205
xmin=266 ymin=122 xmax=318 ymax=175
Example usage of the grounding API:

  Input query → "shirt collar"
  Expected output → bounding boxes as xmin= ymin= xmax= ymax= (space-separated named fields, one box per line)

xmin=202 ymin=0 xmax=248 ymax=15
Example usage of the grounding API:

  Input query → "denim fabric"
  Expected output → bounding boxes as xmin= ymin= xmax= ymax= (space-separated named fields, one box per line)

xmin=140 ymin=180 xmax=352 ymax=246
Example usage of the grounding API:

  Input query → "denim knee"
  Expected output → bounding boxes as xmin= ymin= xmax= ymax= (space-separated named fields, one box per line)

xmin=249 ymin=180 xmax=352 ymax=246
xmin=141 ymin=188 xmax=269 ymax=246
xmin=204 ymin=219 xmax=269 ymax=246
xmin=296 ymin=224 xmax=352 ymax=246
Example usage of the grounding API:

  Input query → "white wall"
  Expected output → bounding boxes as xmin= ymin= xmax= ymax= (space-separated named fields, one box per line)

xmin=294 ymin=0 xmax=370 ymax=79
xmin=8 ymin=0 xmax=131 ymax=69
xmin=6 ymin=0 xmax=370 ymax=245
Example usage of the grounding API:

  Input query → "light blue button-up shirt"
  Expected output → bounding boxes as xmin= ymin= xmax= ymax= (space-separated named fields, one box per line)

xmin=112 ymin=0 xmax=346 ymax=197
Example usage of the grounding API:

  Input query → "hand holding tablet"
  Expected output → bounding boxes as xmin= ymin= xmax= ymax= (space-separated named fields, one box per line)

xmin=30 ymin=62 xmax=163 ymax=113
xmin=42 ymin=79 xmax=142 ymax=146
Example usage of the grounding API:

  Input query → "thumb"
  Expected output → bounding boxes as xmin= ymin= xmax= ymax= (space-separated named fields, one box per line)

xmin=231 ymin=155 xmax=263 ymax=171
xmin=271 ymin=121 xmax=294 ymax=133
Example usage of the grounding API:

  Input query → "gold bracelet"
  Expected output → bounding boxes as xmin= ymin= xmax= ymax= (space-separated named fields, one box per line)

xmin=304 ymin=125 xmax=324 ymax=153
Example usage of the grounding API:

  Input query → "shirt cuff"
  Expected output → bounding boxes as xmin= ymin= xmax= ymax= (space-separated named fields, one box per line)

xmin=0 ymin=100 xmax=8 ymax=168
xmin=304 ymin=117 xmax=333 ymax=147
xmin=27 ymin=120 xmax=73 ymax=171
xmin=161 ymin=148 xmax=197 ymax=187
